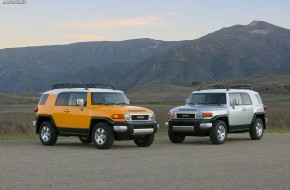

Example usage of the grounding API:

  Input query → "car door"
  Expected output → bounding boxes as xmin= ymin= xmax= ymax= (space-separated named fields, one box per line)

xmin=228 ymin=92 xmax=253 ymax=130
xmin=53 ymin=92 xmax=90 ymax=129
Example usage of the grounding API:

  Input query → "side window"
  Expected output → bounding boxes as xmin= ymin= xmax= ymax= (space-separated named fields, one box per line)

xmin=92 ymin=93 xmax=104 ymax=104
xmin=241 ymin=93 xmax=252 ymax=105
xmin=255 ymin=94 xmax=263 ymax=104
xmin=68 ymin=92 xmax=87 ymax=106
xmin=56 ymin=92 xmax=70 ymax=106
xmin=39 ymin=94 xmax=49 ymax=105
xmin=229 ymin=93 xmax=243 ymax=105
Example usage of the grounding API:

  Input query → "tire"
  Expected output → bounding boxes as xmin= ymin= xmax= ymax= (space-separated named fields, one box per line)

xmin=92 ymin=122 xmax=115 ymax=149
xmin=250 ymin=118 xmax=264 ymax=140
xmin=39 ymin=121 xmax=58 ymax=146
xmin=168 ymin=130 xmax=185 ymax=143
xmin=79 ymin=136 xmax=92 ymax=143
xmin=134 ymin=134 xmax=154 ymax=147
xmin=210 ymin=120 xmax=227 ymax=144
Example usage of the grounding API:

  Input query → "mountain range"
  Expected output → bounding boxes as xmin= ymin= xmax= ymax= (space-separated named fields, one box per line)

xmin=1 ymin=20 xmax=290 ymax=92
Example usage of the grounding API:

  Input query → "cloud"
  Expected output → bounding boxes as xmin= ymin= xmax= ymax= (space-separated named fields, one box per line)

xmin=66 ymin=34 xmax=105 ymax=41
xmin=59 ymin=16 xmax=162 ymax=29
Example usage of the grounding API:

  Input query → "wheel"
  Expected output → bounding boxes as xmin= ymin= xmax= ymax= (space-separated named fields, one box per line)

xmin=92 ymin=122 xmax=115 ymax=149
xmin=134 ymin=134 xmax=154 ymax=147
xmin=250 ymin=118 xmax=264 ymax=140
xmin=79 ymin=136 xmax=92 ymax=143
xmin=39 ymin=121 xmax=58 ymax=146
xmin=168 ymin=130 xmax=185 ymax=143
xmin=210 ymin=120 xmax=227 ymax=144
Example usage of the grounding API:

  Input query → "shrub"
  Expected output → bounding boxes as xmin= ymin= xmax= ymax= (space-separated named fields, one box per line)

xmin=191 ymin=81 xmax=200 ymax=86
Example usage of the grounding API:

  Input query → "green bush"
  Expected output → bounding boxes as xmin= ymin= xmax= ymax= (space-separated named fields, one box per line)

xmin=191 ymin=81 xmax=200 ymax=86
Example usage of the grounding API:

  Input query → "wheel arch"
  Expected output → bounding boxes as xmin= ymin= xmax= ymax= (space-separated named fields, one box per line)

xmin=211 ymin=116 xmax=229 ymax=132
xmin=252 ymin=113 xmax=266 ymax=129
xmin=36 ymin=115 xmax=56 ymax=134
xmin=89 ymin=117 xmax=114 ymax=137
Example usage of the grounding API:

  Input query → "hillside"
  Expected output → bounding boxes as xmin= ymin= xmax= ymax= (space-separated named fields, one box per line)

xmin=0 ymin=39 xmax=186 ymax=92
xmin=125 ymin=74 xmax=290 ymax=103
xmin=1 ymin=21 xmax=290 ymax=92
xmin=123 ymin=21 xmax=290 ymax=87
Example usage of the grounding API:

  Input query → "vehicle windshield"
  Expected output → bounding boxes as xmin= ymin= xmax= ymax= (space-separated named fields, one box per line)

xmin=91 ymin=92 xmax=129 ymax=105
xmin=187 ymin=93 xmax=226 ymax=105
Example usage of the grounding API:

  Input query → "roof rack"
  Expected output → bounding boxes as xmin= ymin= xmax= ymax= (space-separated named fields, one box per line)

xmin=227 ymin=84 xmax=252 ymax=90
xmin=52 ymin=83 xmax=116 ymax=90
xmin=199 ymin=84 xmax=253 ymax=91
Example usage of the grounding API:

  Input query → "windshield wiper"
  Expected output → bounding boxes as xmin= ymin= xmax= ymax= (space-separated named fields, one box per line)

xmin=93 ymin=103 xmax=109 ymax=105
xmin=106 ymin=103 xmax=128 ymax=105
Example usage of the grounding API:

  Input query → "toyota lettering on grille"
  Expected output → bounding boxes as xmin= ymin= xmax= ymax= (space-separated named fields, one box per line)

xmin=177 ymin=113 xmax=195 ymax=119
xmin=137 ymin=116 xmax=145 ymax=119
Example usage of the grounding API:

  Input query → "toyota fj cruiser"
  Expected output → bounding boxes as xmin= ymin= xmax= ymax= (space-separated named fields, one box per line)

xmin=33 ymin=84 xmax=158 ymax=149
xmin=166 ymin=85 xmax=267 ymax=144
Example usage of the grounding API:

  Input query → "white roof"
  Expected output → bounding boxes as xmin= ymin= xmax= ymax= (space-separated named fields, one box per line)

xmin=193 ymin=89 xmax=258 ymax=94
xmin=43 ymin=88 xmax=123 ymax=94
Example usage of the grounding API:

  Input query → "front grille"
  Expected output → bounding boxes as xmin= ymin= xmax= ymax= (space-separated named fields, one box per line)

xmin=177 ymin=113 xmax=195 ymax=119
xmin=131 ymin=115 xmax=149 ymax=120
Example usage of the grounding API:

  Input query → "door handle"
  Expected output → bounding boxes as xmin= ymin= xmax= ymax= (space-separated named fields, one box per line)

xmin=242 ymin=108 xmax=247 ymax=111
xmin=64 ymin=109 xmax=70 ymax=113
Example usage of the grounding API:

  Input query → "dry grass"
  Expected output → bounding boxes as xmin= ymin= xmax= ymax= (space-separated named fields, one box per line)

xmin=0 ymin=79 xmax=290 ymax=138
xmin=266 ymin=108 xmax=290 ymax=129
xmin=0 ymin=112 xmax=35 ymax=135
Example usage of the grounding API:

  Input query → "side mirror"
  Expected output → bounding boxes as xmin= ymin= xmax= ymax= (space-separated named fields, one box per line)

xmin=186 ymin=99 xmax=188 ymax=104
xmin=127 ymin=99 xmax=130 ymax=104
xmin=231 ymin=98 xmax=239 ymax=109
xmin=233 ymin=99 xmax=239 ymax=105
xmin=76 ymin=99 xmax=84 ymax=111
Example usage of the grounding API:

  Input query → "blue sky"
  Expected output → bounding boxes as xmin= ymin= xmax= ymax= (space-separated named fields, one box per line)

xmin=1 ymin=0 xmax=290 ymax=49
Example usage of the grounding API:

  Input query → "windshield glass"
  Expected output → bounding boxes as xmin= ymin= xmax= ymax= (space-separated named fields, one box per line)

xmin=91 ymin=92 xmax=129 ymax=105
xmin=187 ymin=93 xmax=226 ymax=105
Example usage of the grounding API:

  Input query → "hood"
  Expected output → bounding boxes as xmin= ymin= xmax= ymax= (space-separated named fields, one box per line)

xmin=92 ymin=105 xmax=153 ymax=114
xmin=171 ymin=105 xmax=228 ymax=113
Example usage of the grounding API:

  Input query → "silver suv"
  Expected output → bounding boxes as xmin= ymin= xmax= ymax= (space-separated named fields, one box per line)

xmin=166 ymin=85 xmax=267 ymax=144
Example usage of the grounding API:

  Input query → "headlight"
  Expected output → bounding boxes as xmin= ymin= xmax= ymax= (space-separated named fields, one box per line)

xmin=149 ymin=114 xmax=155 ymax=121
xmin=124 ymin=114 xmax=131 ymax=121
xmin=168 ymin=112 xmax=175 ymax=119
xmin=195 ymin=112 xmax=202 ymax=119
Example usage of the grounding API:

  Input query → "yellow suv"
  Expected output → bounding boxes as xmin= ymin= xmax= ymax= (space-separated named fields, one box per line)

xmin=33 ymin=84 xmax=158 ymax=149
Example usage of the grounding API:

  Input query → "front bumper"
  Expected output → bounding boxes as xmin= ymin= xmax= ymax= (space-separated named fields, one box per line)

xmin=166 ymin=119 xmax=212 ymax=133
xmin=113 ymin=121 xmax=158 ymax=138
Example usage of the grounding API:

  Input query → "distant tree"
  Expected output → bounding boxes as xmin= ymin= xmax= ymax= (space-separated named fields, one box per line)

xmin=191 ymin=81 xmax=200 ymax=86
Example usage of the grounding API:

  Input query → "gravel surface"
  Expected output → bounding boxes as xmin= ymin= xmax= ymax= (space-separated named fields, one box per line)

xmin=1 ymin=133 xmax=290 ymax=190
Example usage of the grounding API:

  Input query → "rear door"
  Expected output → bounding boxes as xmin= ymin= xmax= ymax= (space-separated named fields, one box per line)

xmin=228 ymin=92 xmax=253 ymax=130
xmin=53 ymin=92 xmax=90 ymax=129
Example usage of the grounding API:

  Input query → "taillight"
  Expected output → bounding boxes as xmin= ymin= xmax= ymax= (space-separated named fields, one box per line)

xmin=263 ymin=105 xmax=268 ymax=111
xmin=34 ymin=106 xmax=38 ymax=113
